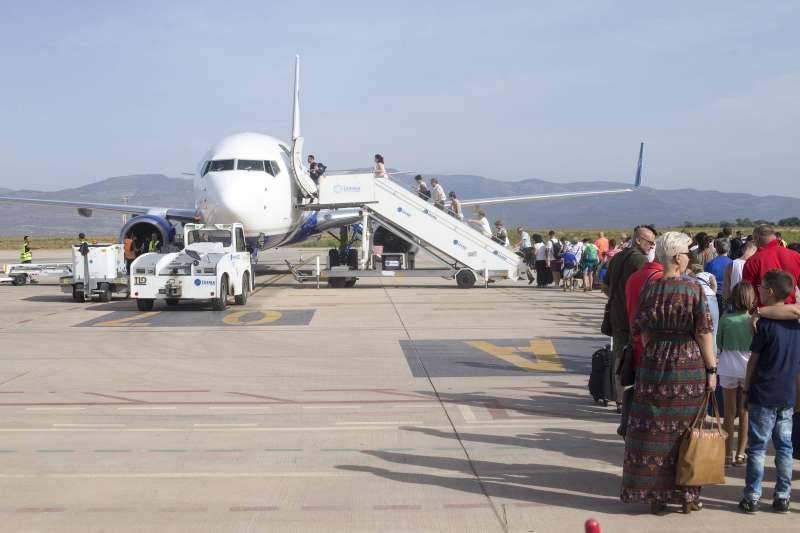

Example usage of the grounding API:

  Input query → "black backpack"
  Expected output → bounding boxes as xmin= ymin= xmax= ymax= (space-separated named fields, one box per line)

xmin=551 ymin=239 xmax=562 ymax=257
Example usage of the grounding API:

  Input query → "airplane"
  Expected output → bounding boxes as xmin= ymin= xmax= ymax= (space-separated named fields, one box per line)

xmin=0 ymin=56 xmax=643 ymax=260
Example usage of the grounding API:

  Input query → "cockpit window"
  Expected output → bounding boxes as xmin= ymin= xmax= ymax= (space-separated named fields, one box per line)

xmin=187 ymin=229 xmax=232 ymax=246
xmin=237 ymin=159 xmax=265 ymax=171
xmin=201 ymin=161 xmax=210 ymax=177
xmin=265 ymin=160 xmax=280 ymax=176
xmin=208 ymin=159 xmax=234 ymax=172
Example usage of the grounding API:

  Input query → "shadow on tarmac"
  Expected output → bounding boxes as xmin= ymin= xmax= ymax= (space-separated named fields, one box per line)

xmin=338 ymin=387 xmax=790 ymax=515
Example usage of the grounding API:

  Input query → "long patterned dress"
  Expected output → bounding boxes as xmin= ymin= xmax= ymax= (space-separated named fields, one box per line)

xmin=621 ymin=277 xmax=712 ymax=504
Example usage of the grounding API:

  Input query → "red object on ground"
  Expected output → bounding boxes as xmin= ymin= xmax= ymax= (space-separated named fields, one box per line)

xmin=585 ymin=518 xmax=601 ymax=533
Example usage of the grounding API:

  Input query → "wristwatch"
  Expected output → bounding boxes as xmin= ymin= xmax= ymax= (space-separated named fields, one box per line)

xmin=706 ymin=367 xmax=718 ymax=375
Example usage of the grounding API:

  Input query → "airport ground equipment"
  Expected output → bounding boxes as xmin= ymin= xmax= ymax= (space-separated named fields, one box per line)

xmin=59 ymin=243 xmax=128 ymax=302
xmin=130 ymin=223 xmax=252 ymax=311
xmin=296 ymin=173 xmax=528 ymax=288
xmin=1 ymin=262 xmax=72 ymax=286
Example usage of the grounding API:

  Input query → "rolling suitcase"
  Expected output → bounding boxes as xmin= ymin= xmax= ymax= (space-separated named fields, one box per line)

xmin=589 ymin=345 xmax=614 ymax=406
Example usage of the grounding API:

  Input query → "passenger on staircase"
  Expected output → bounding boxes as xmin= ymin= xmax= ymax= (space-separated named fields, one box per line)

xmin=414 ymin=175 xmax=431 ymax=200
xmin=373 ymin=154 xmax=387 ymax=178
xmin=468 ymin=208 xmax=492 ymax=237
xmin=307 ymin=154 xmax=326 ymax=183
xmin=448 ymin=191 xmax=463 ymax=220
xmin=430 ymin=178 xmax=446 ymax=210
xmin=493 ymin=221 xmax=510 ymax=247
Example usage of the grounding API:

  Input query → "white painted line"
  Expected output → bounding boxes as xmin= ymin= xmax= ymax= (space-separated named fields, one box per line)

xmin=458 ymin=404 xmax=478 ymax=422
xmin=193 ymin=423 xmax=258 ymax=428
xmin=52 ymin=423 xmax=126 ymax=428
xmin=0 ymin=424 xmax=450 ymax=433
xmin=0 ymin=472 xmax=348 ymax=480
xmin=334 ymin=421 xmax=423 ymax=426
xmin=26 ymin=407 xmax=86 ymax=411
xmin=301 ymin=405 xmax=362 ymax=409
xmin=207 ymin=406 xmax=271 ymax=410
xmin=390 ymin=403 xmax=440 ymax=409
xmin=118 ymin=406 xmax=176 ymax=411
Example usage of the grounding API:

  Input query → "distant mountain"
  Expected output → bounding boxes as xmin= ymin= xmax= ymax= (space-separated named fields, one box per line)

xmin=0 ymin=175 xmax=193 ymax=237
xmin=0 ymin=173 xmax=797 ymax=236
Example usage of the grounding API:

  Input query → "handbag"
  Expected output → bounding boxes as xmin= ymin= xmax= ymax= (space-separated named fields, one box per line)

xmin=601 ymin=303 xmax=613 ymax=336
xmin=675 ymin=391 xmax=727 ymax=486
xmin=618 ymin=343 xmax=636 ymax=387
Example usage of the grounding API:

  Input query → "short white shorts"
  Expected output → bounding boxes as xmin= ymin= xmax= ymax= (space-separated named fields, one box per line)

xmin=719 ymin=374 xmax=745 ymax=389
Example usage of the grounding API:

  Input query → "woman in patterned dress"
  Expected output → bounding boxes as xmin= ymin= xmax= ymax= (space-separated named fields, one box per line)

xmin=620 ymin=232 xmax=718 ymax=514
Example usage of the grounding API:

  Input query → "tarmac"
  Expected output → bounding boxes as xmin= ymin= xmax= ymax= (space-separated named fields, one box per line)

xmin=0 ymin=248 xmax=797 ymax=532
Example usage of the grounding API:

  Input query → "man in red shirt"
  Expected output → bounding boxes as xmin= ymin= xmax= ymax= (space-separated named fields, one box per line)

xmin=625 ymin=260 xmax=665 ymax=370
xmin=617 ymin=259 xmax=664 ymax=437
xmin=742 ymin=224 xmax=800 ymax=305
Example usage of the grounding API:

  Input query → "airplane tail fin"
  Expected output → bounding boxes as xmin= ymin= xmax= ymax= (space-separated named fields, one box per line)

xmin=292 ymin=55 xmax=301 ymax=140
xmin=634 ymin=142 xmax=644 ymax=188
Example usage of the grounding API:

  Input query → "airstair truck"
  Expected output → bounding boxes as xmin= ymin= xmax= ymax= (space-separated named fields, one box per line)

xmin=130 ymin=223 xmax=252 ymax=311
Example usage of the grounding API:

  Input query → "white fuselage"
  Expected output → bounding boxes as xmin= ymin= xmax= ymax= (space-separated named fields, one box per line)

xmin=194 ymin=132 xmax=303 ymax=245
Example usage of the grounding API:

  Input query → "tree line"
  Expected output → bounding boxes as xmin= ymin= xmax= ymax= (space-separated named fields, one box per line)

xmin=681 ymin=217 xmax=800 ymax=228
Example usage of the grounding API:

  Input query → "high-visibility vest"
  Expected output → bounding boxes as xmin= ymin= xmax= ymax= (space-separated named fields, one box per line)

xmin=123 ymin=238 xmax=136 ymax=260
xmin=20 ymin=244 xmax=32 ymax=263
xmin=148 ymin=240 xmax=160 ymax=253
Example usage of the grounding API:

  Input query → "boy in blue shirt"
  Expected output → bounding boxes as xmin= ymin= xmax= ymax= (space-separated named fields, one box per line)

xmin=740 ymin=269 xmax=800 ymax=514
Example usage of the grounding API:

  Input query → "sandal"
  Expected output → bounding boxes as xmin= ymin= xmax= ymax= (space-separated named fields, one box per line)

xmin=734 ymin=454 xmax=746 ymax=466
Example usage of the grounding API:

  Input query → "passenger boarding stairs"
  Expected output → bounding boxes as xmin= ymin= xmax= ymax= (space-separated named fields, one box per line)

xmin=314 ymin=173 xmax=523 ymax=281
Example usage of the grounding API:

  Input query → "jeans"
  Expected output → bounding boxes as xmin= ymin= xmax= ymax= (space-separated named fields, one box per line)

xmin=744 ymin=404 xmax=794 ymax=501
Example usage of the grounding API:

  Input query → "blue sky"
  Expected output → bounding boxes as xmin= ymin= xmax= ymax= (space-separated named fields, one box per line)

xmin=0 ymin=1 xmax=798 ymax=196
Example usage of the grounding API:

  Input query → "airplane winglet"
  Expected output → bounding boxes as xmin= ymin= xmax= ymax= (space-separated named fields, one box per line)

xmin=292 ymin=55 xmax=301 ymax=140
xmin=634 ymin=141 xmax=644 ymax=188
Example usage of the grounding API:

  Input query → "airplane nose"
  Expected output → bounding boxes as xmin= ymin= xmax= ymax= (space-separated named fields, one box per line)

xmin=204 ymin=173 xmax=239 ymax=223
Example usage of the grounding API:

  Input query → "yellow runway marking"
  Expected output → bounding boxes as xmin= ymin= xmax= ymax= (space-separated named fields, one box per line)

xmin=465 ymin=339 xmax=565 ymax=372
xmin=222 ymin=310 xmax=283 ymax=326
xmin=94 ymin=311 xmax=160 ymax=328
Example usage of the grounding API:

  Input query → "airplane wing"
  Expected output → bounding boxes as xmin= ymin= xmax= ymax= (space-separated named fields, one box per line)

xmin=0 ymin=196 xmax=197 ymax=222
xmin=460 ymin=142 xmax=644 ymax=208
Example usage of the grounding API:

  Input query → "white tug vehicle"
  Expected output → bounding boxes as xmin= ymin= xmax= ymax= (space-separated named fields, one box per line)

xmin=130 ymin=223 xmax=252 ymax=311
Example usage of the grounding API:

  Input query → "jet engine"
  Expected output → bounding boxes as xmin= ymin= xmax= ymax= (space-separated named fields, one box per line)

xmin=119 ymin=214 xmax=177 ymax=251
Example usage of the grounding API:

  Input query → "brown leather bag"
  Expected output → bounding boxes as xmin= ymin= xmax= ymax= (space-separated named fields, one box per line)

xmin=675 ymin=391 xmax=727 ymax=486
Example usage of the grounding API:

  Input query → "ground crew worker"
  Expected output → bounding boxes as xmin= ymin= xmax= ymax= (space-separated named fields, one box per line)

xmin=148 ymin=233 xmax=161 ymax=253
xmin=78 ymin=232 xmax=88 ymax=245
xmin=123 ymin=232 xmax=137 ymax=272
xmin=20 ymin=236 xmax=33 ymax=264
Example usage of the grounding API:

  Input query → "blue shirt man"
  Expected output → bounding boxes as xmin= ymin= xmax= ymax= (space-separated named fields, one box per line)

xmin=705 ymin=238 xmax=732 ymax=295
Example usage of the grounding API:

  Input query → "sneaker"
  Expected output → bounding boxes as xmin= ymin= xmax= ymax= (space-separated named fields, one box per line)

xmin=772 ymin=498 xmax=790 ymax=513
xmin=739 ymin=498 xmax=759 ymax=514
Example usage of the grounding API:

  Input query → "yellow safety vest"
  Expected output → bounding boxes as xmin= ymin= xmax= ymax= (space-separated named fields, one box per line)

xmin=148 ymin=240 xmax=160 ymax=253
xmin=20 ymin=244 xmax=32 ymax=263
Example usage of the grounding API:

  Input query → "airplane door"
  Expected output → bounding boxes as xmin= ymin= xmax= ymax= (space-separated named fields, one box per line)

xmin=288 ymin=137 xmax=318 ymax=199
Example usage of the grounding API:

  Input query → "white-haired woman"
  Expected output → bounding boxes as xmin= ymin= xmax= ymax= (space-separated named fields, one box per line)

xmin=621 ymin=232 xmax=717 ymax=514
